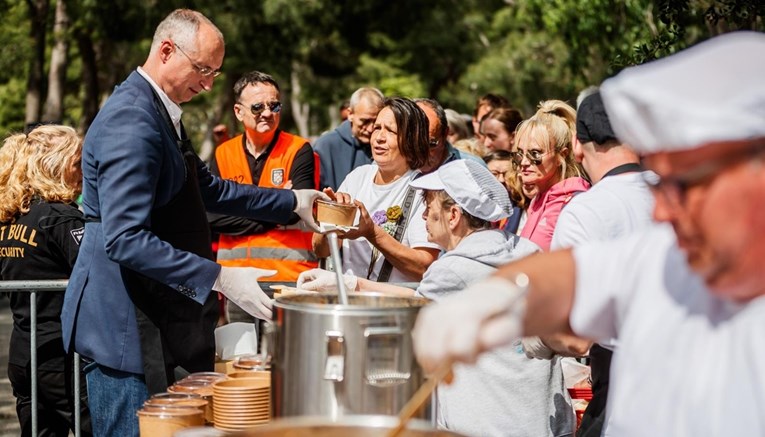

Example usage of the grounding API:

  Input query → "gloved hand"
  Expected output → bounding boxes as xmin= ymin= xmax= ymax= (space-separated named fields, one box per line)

xmin=297 ymin=268 xmax=358 ymax=292
xmin=412 ymin=275 xmax=529 ymax=374
xmin=213 ymin=266 xmax=277 ymax=320
xmin=293 ymin=189 xmax=330 ymax=233
xmin=521 ymin=336 xmax=555 ymax=360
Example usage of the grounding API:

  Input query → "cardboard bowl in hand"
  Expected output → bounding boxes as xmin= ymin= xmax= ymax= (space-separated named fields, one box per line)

xmin=315 ymin=200 xmax=358 ymax=227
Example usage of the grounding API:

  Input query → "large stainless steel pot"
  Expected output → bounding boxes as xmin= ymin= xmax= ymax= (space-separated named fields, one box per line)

xmin=270 ymin=293 xmax=430 ymax=419
xmin=231 ymin=415 xmax=465 ymax=436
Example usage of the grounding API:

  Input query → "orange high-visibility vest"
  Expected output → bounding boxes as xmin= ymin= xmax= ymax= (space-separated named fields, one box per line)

xmin=214 ymin=132 xmax=319 ymax=281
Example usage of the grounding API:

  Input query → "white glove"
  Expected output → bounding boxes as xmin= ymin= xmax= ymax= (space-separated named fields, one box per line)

xmin=213 ymin=266 xmax=277 ymax=320
xmin=293 ymin=189 xmax=330 ymax=232
xmin=412 ymin=275 xmax=528 ymax=374
xmin=521 ymin=336 xmax=555 ymax=360
xmin=297 ymin=268 xmax=357 ymax=292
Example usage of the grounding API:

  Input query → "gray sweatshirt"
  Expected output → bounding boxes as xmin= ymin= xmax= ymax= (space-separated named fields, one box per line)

xmin=416 ymin=229 xmax=575 ymax=437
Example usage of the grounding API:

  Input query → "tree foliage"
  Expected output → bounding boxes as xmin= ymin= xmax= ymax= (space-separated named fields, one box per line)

xmin=0 ymin=0 xmax=762 ymax=145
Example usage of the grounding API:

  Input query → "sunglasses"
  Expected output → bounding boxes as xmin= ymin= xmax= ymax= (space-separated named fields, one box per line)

xmin=249 ymin=101 xmax=282 ymax=116
xmin=511 ymin=149 xmax=548 ymax=166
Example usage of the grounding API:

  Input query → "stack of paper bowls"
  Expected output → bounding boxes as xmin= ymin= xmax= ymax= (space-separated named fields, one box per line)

xmin=212 ymin=377 xmax=271 ymax=431
xmin=168 ymin=372 xmax=228 ymax=424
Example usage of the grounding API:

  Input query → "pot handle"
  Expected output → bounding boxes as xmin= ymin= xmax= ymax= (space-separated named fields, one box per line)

xmin=364 ymin=326 xmax=412 ymax=387
xmin=324 ymin=331 xmax=345 ymax=382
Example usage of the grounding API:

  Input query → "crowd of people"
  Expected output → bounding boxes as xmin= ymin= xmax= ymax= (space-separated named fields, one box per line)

xmin=0 ymin=6 xmax=763 ymax=437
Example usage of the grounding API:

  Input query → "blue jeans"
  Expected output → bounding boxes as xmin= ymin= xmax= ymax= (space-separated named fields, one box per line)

xmin=83 ymin=363 xmax=148 ymax=437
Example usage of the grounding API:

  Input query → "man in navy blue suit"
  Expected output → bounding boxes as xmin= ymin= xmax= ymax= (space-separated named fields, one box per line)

xmin=60 ymin=9 xmax=327 ymax=435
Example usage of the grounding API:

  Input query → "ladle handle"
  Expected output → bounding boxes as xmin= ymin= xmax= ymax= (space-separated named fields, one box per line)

xmin=326 ymin=231 xmax=349 ymax=305
xmin=386 ymin=361 xmax=453 ymax=437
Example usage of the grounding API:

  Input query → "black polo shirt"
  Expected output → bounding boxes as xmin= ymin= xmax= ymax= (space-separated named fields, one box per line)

xmin=0 ymin=201 xmax=83 ymax=370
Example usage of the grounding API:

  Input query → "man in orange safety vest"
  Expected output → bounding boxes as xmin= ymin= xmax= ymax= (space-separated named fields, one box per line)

xmin=209 ymin=71 xmax=319 ymax=285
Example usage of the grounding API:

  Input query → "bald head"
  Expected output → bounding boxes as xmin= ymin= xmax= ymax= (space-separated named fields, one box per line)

xmin=142 ymin=9 xmax=225 ymax=104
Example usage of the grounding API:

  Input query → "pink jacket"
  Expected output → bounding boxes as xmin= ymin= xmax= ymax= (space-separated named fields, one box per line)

xmin=520 ymin=177 xmax=591 ymax=250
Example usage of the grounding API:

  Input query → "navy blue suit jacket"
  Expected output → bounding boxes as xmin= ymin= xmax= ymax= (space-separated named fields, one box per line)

xmin=61 ymin=71 xmax=295 ymax=373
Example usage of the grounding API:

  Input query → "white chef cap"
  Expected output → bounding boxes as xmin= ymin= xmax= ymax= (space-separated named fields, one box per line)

xmin=600 ymin=31 xmax=765 ymax=154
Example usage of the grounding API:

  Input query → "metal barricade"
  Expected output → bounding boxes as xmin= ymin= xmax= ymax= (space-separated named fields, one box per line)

xmin=0 ymin=279 xmax=81 ymax=437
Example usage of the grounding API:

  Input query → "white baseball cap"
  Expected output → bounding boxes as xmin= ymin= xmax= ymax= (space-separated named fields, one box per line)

xmin=410 ymin=159 xmax=512 ymax=222
xmin=600 ymin=31 xmax=765 ymax=154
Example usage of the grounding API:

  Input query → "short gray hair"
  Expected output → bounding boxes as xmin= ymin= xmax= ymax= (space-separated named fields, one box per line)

xmin=444 ymin=108 xmax=469 ymax=141
xmin=151 ymin=9 xmax=224 ymax=55
xmin=349 ymin=87 xmax=384 ymax=111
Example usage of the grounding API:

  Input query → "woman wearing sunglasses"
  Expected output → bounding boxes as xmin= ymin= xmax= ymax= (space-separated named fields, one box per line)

xmin=483 ymin=150 xmax=529 ymax=234
xmin=514 ymin=100 xmax=590 ymax=250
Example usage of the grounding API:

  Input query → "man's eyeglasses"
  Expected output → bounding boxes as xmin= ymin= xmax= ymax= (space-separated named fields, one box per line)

xmin=248 ymin=101 xmax=282 ymax=116
xmin=642 ymin=142 xmax=765 ymax=209
xmin=174 ymin=43 xmax=221 ymax=78
xmin=511 ymin=149 xmax=548 ymax=166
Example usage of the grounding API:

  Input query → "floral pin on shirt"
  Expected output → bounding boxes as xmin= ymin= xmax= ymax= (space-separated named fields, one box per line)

xmin=372 ymin=205 xmax=403 ymax=236
xmin=367 ymin=205 xmax=403 ymax=278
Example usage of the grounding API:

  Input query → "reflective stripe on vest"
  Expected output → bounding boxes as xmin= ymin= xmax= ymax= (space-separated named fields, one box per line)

xmin=217 ymin=246 xmax=318 ymax=262
xmin=214 ymin=132 xmax=319 ymax=281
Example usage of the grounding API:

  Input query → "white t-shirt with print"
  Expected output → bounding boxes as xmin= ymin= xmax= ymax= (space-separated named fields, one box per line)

xmin=570 ymin=224 xmax=765 ymax=437
xmin=337 ymin=164 xmax=438 ymax=282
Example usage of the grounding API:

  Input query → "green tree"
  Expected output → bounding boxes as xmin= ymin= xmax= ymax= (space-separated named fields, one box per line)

xmin=0 ymin=1 xmax=32 ymax=132
xmin=0 ymin=0 xmax=762 ymax=142
xmin=442 ymin=0 xmax=763 ymax=115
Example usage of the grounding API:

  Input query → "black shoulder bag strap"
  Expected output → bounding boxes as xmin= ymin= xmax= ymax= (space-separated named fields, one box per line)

xmin=376 ymin=186 xmax=417 ymax=282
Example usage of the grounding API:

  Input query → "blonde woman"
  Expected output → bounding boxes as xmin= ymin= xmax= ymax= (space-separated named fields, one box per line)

xmin=514 ymin=100 xmax=590 ymax=250
xmin=0 ymin=125 xmax=91 ymax=436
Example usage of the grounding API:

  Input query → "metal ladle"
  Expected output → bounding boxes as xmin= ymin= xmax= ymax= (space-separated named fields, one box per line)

xmin=325 ymin=231 xmax=349 ymax=305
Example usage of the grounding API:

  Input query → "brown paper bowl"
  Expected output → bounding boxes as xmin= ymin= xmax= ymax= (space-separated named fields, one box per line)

xmin=228 ymin=372 xmax=271 ymax=381
xmin=213 ymin=378 xmax=270 ymax=392
xmin=144 ymin=394 xmax=207 ymax=412
xmin=316 ymin=200 xmax=358 ymax=226
xmin=137 ymin=406 xmax=204 ymax=436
